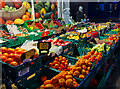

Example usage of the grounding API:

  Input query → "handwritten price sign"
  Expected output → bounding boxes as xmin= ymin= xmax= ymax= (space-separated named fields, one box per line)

xmin=21 ymin=49 xmax=35 ymax=62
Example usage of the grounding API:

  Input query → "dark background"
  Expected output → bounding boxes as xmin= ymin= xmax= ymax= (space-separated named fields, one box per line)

xmin=70 ymin=2 xmax=120 ymax=22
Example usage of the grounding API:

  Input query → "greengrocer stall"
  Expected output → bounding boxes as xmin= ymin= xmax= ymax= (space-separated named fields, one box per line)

xmin=0 ymin=1 xmax=120 ymax=89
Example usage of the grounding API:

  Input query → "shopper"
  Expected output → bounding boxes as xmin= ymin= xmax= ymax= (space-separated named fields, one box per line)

xmin=76 ymin=6 xmax=84 ymax=22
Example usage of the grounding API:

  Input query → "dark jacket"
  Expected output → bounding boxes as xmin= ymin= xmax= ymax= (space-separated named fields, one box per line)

xmin=76 ymin=10 xmax=84 ymax=22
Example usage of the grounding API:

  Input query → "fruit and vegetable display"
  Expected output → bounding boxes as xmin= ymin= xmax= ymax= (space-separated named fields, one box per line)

xmin=34 ymin=2 xmax=57 ymax=19
xmin=42 ymin=38 xmax=71 ymax=46
xmin=0 ymin=3 xmax=120 ymax=88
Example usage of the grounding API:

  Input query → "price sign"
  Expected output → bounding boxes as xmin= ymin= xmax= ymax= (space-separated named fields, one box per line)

xmin=39 ymin=43 xmax=49 ymax=49
xmin=18 ymin=67 xmax=29 ymax=76
xmin=37 ymin=42 xmax=51 ymax=54
xmin=21 ymin=49 xmax=35 ymax=62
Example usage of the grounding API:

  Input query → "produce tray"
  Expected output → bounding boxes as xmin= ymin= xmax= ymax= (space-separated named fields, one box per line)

xmin=15 ymin=67 xmax=59 ymax=89
xmin=47 ymin=56 xmax=78 ymax=72
xmin=2 ymin=55 xmax=44 ymax=81
xmin=15 ymin=66 xmax=82 ymax=89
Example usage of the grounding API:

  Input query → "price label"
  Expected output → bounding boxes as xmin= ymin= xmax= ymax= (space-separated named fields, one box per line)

xmin=39 ymin=43 xmax=49 ymax=49
xmin=18 ymin=67 xmax=29 ymax=76
xmin=37 ymin=42 xmax=51 ymax=54
xmin=21 ymin=49 xmax=35 ymax=62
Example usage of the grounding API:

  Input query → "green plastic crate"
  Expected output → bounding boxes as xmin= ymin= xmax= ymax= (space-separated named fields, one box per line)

xmin=2 ymin=55 xmax=44 ymax=81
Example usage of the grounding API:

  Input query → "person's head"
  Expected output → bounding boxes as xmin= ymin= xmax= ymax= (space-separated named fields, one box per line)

xmin=79 ymin=6 xmax=83 ymax=12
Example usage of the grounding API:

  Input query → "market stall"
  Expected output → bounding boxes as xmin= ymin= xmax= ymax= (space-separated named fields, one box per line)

xmin=0 ymin=1 xmax=120 ymax=89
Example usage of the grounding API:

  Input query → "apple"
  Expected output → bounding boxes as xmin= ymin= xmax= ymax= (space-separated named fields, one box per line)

xmin=59 ymin=39 xmax=64 ymax=43
xmin=53 ymin=38 xmax=59 ymax=43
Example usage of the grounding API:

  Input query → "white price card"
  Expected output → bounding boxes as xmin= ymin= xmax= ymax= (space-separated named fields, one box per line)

xmin=18 ymin=67 xmax=29 ymax=76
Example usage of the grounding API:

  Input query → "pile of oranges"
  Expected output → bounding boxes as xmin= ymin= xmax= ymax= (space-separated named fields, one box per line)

xmin=38 ymin=71 xmax=79 ymax=89
xmin=48 ymin=56 xmax=69 ymax=71
xmin=0 ymin=47 xmax=39 ymax=67
xmin=66 ymin=49 xmax=102 ymax=79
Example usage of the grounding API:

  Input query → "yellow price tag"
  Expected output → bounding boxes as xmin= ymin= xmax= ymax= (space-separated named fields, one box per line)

xmin=39 ymin=43 xmax=49 ymax=49
xmin=25 ymin=49 xmax=35 ymax=59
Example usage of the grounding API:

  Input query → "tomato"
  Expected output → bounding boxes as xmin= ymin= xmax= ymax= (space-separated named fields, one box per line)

xmin=35 ymin=12 xmax=40 ymax=19
xmin=0 ymin=47 xmax=7 ymax=53
xmin=0 ymin=0 xmax=5 ymax=10
xmin=15 ymin=3 xmax=20 ymax=9
xmin=1 ymin=56 xmax=7 ymax=62
xmin=3 ymin=53 xmax=9 ymax=57
xmin=5 ymin=58 xmax=14 ymax=64
xmin=8 ymin=53 xmax=15 ymax=59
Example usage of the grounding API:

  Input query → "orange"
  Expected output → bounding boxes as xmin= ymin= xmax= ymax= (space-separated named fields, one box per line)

xmin=82 ymin=65 xmax=87 ymax=70
xmin=65 ymin=79 xmax=73 ymax=87
xmin=49 ymin=63 xmax=53 ymax=67
xmin=86 ymin=70 xmax=89 ymax=75
xmin=33 ymin=52 xmax=39 ymax=58
xmin=10 ymin=61 xmax=18 ymax=67
xmin=1 ymin=47 xmax=7 ymax=53
xmin=67 ymin=70 xmax=73 ymax=75
xmin=73 ymin=70 xmax=80 ymax=77
xmin=3 ymin=53 xmax=8 ymax=57
xmin=22 ymin=15 xmax=29 ymax=21
xmin=44 ymin=80 xmax=52 ymax=85
xmin=58 ymin=78 xmax=65 ymax=86
xmin=73 ymin=81 xmax=79 ymax=88
xmin=44 ymin=84 xmax=54 ymax=89
xmin=81 ymin=69 xmax=86 ymax=75
xmin=51 ymin=76 xmax=58 ymax=84
xmin=65 ymin=75 xmax=73 ymax=79
xmin=1 ymin=56 xmax=7 ymax=62
xmin=15 ymin=47 xmax=20 ymax=51
xmin=26 ymin=12 xmax=31 ymax=17
xmin=79 ymin=74 xmax=85 ymax=79
xmin=15 ymin=54 xmax=21 ymax=62
xmin=8 ymin=53 xmax=15 ymax=59
xmin=5 ymin=58 xmax=14 ymax=64
xmin=87 ymin=67 xmax=90 ymax=71
xmin=7 ymin=48 xmax=14 ymax=54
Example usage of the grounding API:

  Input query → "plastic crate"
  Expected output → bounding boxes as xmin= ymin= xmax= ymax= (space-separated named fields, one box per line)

xmin=15 ymin=67 xmax=59 ymax=89
xmin=2 ymin=56 xmax=44 ymax=81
